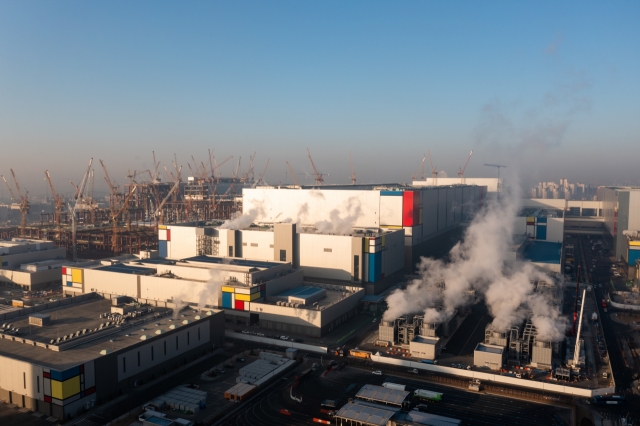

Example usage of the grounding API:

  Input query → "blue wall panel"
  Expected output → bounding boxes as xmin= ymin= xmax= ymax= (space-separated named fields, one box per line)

xmin=222 ymin=292 xmax=232 ymax=309
xmin=158 ymin=240 xmax=168 ymax=257
xmin=536 ymin=225 xmax=547 ymax=240
xmin=628 ymin=248 xmax=640 ymax=266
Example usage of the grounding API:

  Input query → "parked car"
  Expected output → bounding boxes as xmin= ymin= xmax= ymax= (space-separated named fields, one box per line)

xmin=280 ymin=336 xmax=289 ymax=341
xmin=372 ymin=370 xmax=382 ymax=375
xmin=241 ymin=330 xmax=250 ymax=334
xmin=236 ymin=357 xmax=245 ymax=362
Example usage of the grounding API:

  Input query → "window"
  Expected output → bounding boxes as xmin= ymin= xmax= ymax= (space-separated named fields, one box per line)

xmin=176 ymin=336 xmax=179 ymax=350
xmin=198 ymin=327 xmax=201 ymax=341
xmin=37 ymin=376 xmax=40 ymax=393
xmin=280 ymin=249 xmax=286 ymax=261
xmin=164 ymin=341 xmax=167 ymax=355
xmin=251 ymin=243 xmax=258 ymax=247
xmin=187 ymin=331 xmax=190 ymax=345
xmin=229 ymin=246 xmax=233 ymax=257
xmin=23 ymin=372 xmax=26 ymax=389
xmin=242 ymin=243 xmax=247 ymax=246
xmin=269 ymin=244 xmax=274 ymax=248
xmin=137 ymin=351 xmax=140 ymax=367
xmin=123 ymin=358 xmax=126 ymax=373
xmin=151 ymin=346 xmax=154 ymax=361
xmin=324 ymin=248 xmax=332 ymax=252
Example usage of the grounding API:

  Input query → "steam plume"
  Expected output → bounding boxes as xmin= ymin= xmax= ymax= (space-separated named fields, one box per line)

xmin=315 ymin=197 xmax=362 ymax=234
xmin=220 ymin=201 xmax=265 ymax=230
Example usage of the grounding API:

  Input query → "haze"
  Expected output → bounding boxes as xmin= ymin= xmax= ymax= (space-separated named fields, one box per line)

xmin=1 ymin=1 xmax=639 ymax=197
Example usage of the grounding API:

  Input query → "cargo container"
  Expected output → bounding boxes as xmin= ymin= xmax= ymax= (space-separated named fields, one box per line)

xmin=414 ymin=389 xmax=443 ymax=402
xmin=382 ymin=382 xmax=405 ymax=391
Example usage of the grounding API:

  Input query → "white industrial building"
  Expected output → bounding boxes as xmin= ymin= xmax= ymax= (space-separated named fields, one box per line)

xmin=159 ymin=222 xmax=405 ymax=294
xmin=0 ymin=239 xmax=66 ymax=290
xmin=239 ymin=184 xmax=487 ymax=272
xmin=61 ymin=251 xmax=364 ymax=337
xmin=413 ymin=177 xmax=501 ymax=195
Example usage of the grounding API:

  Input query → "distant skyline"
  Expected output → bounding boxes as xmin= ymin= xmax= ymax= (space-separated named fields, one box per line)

xmin=1 ymin=1 xmax=639 ymax=197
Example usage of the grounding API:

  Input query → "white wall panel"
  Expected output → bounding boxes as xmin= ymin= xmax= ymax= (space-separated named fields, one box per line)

xmin=546 ymin=218 xmax=564 ymax=243
xmin=239 ymin=230 xmax=274 ymax=261
xmin=167 ymin=226 xmax=197 ymax=259
xmin=380 ymin=196 xmax=403 ymax=227
xmin=298 ymin=234 xmax=353 ymax=281
xmin=0 ymin=356 xmax=44 ymax=399
xmin=85 ymin=269 xmax=138 ymax=297
xmin=243 ymin=188 xmax=381 ymax=228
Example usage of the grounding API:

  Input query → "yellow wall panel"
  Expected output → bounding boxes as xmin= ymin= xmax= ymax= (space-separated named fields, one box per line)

xmin=71 ymin=269 xmax=84 ymax=284
xmin=235 ymin=293 xmax=250 ymax=301
xmin=221 ymin=286 xmax=235 ymax=293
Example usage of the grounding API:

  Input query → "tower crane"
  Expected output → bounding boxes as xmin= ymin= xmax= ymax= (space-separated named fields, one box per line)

xmin=71 ymin=158 xmax=93 ymax=261
xmin=349 ymin=151 xmax=356 ymax=185
xmin=484 ymin=163 xmax=507 ymax=196
xmin=307 ymin=148 xmax=324 ymax=185
xmin=286 ymin=162 xmax=300 ymax=187
xmin=458 ymin=150 xmax=473 ymax=184
xmin=253 ymin=159 xmax=270 ymax=187
xmin=428 ymin=150 xmax=438 ymax=186
xmin=411 ymin=155 xmax=426 ymax=181
xmin=232 ymin=157 xmax=242 ymax=182
xmin=44 ymin=170 xmax=65 ymax=224
xmin=241 ymin=152 xmax=256 ymax=183
xmin=1 ymin=169 xmax=30 ymax=236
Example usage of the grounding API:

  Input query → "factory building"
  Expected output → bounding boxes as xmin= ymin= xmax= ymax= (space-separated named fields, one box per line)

xmin=241 ymin=184 xmax=486 ymax=270
xmin=377 ymin=312 xmax=458 ymax=349
xmin=515 ymin=208 xmax=564 ymax=244
xmin=335 ymin=384 xmax=460 ymax=426
xmin=0 ymin=239 xmax=66 ymax=290
xmin=413 ymin=177 xmax=501 ymax=197
xmin=0 ymin=292 xmax=224 ymax=421
xmin=61 ymin=251 xmax=364 ymax=338
xmin=510 ymin=235 xmax=563 ymax=274
xmin=474 ymin=281 xmax=562 ymax=369
xmin=159 ymin=222 xmax=405 ymax=294
xmin=599 ymin=186 xmax=640 ymax=262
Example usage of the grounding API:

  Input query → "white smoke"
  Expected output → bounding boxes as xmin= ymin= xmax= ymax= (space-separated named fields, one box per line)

xmin=172 ymin=269 xmax=227 ymax=315
xmin=220 ymin=201 xmax=265 ymax=230
xmin=383 ymin=173 xmax=567 ymax=342
xmin=315 ymin=196 xmax=362 ymax=235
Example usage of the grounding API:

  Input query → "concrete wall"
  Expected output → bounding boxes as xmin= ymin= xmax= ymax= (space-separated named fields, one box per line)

xmin=298 ymin=233 xmax=355 ymax=281
xmin=0 ymin=247 xmax=66 ymax=269
xmin=238 ymin=229 xmax=274 ymax=261
xmin=84 ymin=269 xmax=138 ymax=298
xmin=369 ymin=354 xmax=612 ymax=397
xmin=0 ymin=268 xmax=62 ymax=290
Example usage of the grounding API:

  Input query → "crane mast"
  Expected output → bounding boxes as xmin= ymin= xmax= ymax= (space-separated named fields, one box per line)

xmin=349 ymin=151 xmax=356 ymax=185
xmin=307 ymin=148 xmax=324 ymax=185
xmin=428 ymin=150 xmax=438 ymax=186
xmin=458 ymin=150 xmax=473 ymax=184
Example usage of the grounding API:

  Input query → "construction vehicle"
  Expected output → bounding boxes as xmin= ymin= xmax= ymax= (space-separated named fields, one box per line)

xmin=413 ymin=389 xmax=443 ymax=402
xmin=348 ymin=349 xmax=372 ymax=359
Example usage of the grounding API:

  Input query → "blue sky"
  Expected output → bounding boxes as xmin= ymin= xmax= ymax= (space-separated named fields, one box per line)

xmin=1 ymin=1 xmax=639 ymax=197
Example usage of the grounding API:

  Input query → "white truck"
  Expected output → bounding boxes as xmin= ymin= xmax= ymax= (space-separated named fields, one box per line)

xmin=469 ymin=379 xmax=481 ymax=392
xmin=382 ymin=382 xmax=406 ymax=391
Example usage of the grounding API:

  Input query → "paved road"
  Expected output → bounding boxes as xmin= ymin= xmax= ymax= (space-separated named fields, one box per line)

xmin=224 ymin=361 xmax=572 ymax=426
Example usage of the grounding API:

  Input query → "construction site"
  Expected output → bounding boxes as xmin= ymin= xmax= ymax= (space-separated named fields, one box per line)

xmin=0 ymin=151 xmax=266 ymax=260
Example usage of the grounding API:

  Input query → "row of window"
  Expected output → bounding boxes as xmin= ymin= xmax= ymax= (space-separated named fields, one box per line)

xmin=123 ymin=327 xmax=200 ymax=373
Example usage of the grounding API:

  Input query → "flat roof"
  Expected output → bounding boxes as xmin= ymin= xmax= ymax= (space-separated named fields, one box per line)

xmin=356 ymin=384 xmax=409 ymax=406
xmin=95 ymin=264 xmax=158 ymax=275
xmin=475 ymin=343 xmax=504 ymax=354
xmin=522 ymin=241 xmax=562 ymax=264
xmin=0 ymin=296 xmax=217 ymax=369
xmin=413 ymin=335 xmax=439 ymax=345
xmin=183 ymin=255 xmax=282 ymax=269
xmin=276 ymin=286 xmax=324 ymax=298
xmin=335 ymin=401 xmax=397 ymax=426
xmin=362 ymin=295 xmax=385 ymax=303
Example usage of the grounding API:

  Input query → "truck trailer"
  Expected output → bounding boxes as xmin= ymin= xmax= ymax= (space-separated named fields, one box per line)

xmin=414 ymin=389 xmax=443 ymax=402
xmin=382 ymin=382 xmax=406 ymax=391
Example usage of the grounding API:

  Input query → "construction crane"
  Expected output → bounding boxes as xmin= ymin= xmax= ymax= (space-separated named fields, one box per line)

xmin=241 ymin=152 xmax=256 ymax=183
xmin=484 ymin=163 xmax=507 ymax=196
xmin=71 ymin=158 xmax=93 ymax=261
xmin=152 ymin=176 xmax=181 ymax=228
xmin=1 ymin=169 xmax=30 ymax=235
xmin=152 ymin=151 xmax=161 ymax=182
xmin=253 ymin=159 xmax=270 ymax=188
xmin=428 ymin=150 xmax=438 ymax=186
xmin=307 ymin=148 xmax=324 ymax=185
xmin=286 ymin=161 xmax=300 ymax=187
xmin=109 ymin=184 xmax=139 ymax=255
xmin=458 ymin=150 xmax=473 ymax=184
xmin=212 ymin=156 xmax=233 ymax=182
xmin=349 ymin=151 xmax=356 ymax=185
xmin=411 ymin=154 xmax=426 ymax=181
xmin=232 ymin=157 xmax=242 ymax=182
xmin=44 ymin=171 xmax=64 ymax=224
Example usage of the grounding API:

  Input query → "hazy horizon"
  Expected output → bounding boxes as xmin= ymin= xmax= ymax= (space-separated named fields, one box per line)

xmin=1 ymin=1 xmax=639 ymax=198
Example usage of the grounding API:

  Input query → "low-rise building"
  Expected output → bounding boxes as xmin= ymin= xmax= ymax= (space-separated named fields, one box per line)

xmin=0 ymin=239 xmax=66 ymax=290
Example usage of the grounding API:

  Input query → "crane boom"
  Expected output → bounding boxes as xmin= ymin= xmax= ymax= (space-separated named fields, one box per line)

xmin=458 ymin=150 xmax=473 ymax=184
xmin=428 ymin=150 xmax=438 ymax=186
xmin=307 ymin=148 xmax=324 ymax=185
xmin=45 ymin=170 xmax=64 ymax=224
xmin=286 ymin=161 xmax=300 ymax=187
xmin=254 ymin=158 xmax=270 ymax=187
xmin=71 ymin=158 xmax=94 ymax=261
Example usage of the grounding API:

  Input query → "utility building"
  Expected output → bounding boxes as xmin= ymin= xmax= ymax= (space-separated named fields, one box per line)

xmin=0 ymin=239 xmax=66 ymax=290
